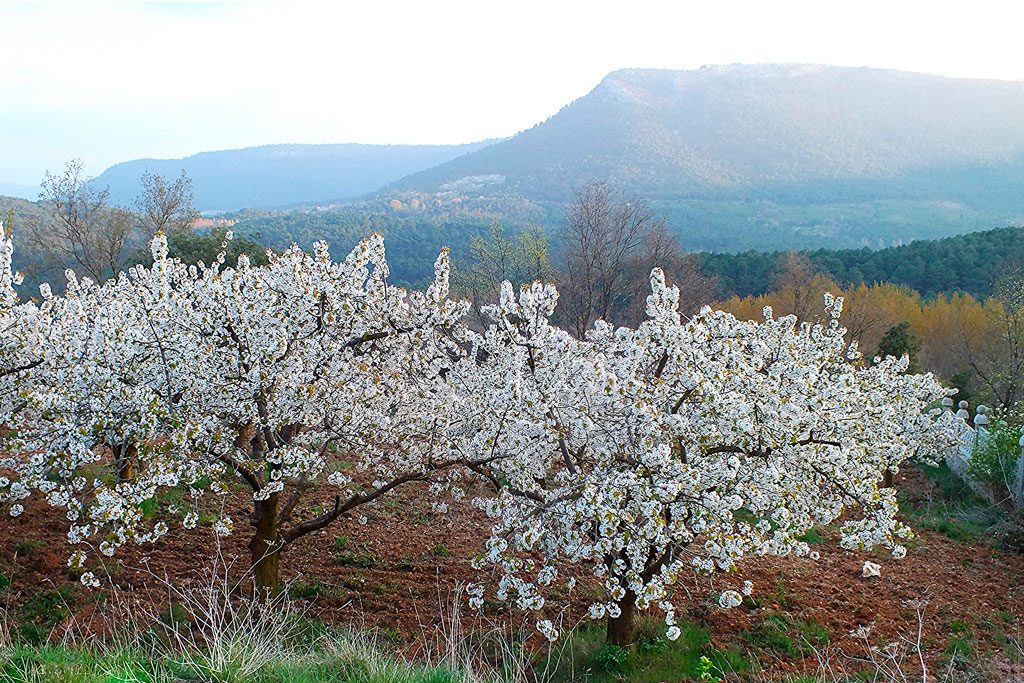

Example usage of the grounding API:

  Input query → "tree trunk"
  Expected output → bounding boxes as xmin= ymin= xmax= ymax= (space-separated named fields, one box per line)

xmin=882 ymin=469 xmax=894 ymax=488
xmin=234 ymin=422 xmax=257 ymax=454
xmin=605 ymin=590 xmax=637 ymax=646
xmin=249 ymin=494 xmax=281 ymax=597
xmin=115 ymin=442 xmax=136 ymax=482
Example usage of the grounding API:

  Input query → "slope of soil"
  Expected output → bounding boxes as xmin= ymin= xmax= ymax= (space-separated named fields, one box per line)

xmin=0 ymin=467 xmax=1021 ymax=680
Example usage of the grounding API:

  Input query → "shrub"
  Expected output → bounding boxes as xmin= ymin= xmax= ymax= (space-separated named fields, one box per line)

xmin=993 ymin=509 xmax=1024 ymax=553
xmin=590 ymin=642 xmax=628 ymax=673
xmin=969 ymin=418 xmax=1022 ymax=500
xmin=333 ymin=550 xmax=378 ymax=569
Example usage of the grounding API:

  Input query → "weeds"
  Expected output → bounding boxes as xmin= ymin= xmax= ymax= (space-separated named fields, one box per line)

xmin=0 ymin=554 xmax=542 ymax=683
xmin=805 ymin=599 xmax=980 ymax=683
xmin=541 ymin=616 xmax=748 ymax=683
xmin=288 ymin=579 xmax=346 ymax=601
xmin=16 ymin=586 xmax=77 ymax=645
xmin=331 ymin=536 xmax=378 ymax=568
xmin=901 ymin=462 xmax=1003 ymax=545
xmin=0 ymin=548 xmax=1009 ymax=683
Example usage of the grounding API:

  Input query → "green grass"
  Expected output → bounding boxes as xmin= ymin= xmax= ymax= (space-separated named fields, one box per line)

xmin=333 ymin=551 xmax=378 ymax=569
xmin=541 ymin=617 xmax=750 ymax=683
xmin=944 ymin=632 xmax=974 ymax=667
xmin=15 ymin=586 xmax=79 ymax=643
xmin=0 ymin=637 xmax=477 ymax=683
xmin=0 ymin=643 xmax=163 ymax=683
xmin=915 ymin=514 xmax=994 ymax=543
xmin=920 ymin=461 xmax=978 ymax=502
xmin=261 ymin=658 xmax=460 ymax=683
xmin=12 ymin=540 xmax=44 ymax=558
xmin=743 ymin=615 xmax=797 ymax=657
xmin=939 ymin=618 xmax=976 ymax=668
xmin=331 ymin=536 xmax=378 ymax=569
xmin=287 ymin=579 xmax=346 ymax=601
xmin=740 ymin=613 xmax=829 ymax=659
xmin=0 ymin=615 xmax=997 ymax=683
xmin=993 ymin=609 xmax=1016 ymax=624
xmin=899 ymin=463 xmax=1003 ymax=545
xmin=796 ymin=527 xmax=825 ymax=545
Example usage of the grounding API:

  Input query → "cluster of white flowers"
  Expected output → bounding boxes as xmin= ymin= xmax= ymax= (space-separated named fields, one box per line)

xmin=0 ymin=224 xmax=43 ymax=434
xmin=535 ymin=619 xmax=559 ymax=642
xmin=439 ymin=269 xmax=960 ymax=639
xmin=718 ymin=590 xmax=744 ymax=609
xmin=0 ymin=232 xmax=469 ymax=576
xmin=0 ymin=232 xmax=961 ymax=640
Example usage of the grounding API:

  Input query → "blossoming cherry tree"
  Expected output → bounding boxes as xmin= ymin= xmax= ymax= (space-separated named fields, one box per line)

xmin=459 ymin=270 xmax=958 ymax=645
xmin=0 ymin=233 xmax=469 ymax=593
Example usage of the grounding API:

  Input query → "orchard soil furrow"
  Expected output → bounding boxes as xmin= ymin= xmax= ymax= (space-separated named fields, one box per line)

xmin=1 ymin=468 xmax=1022 ymax=679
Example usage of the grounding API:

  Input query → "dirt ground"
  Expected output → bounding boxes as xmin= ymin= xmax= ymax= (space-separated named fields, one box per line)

xmin=1 ymin=467 xmax=1022 ymax=680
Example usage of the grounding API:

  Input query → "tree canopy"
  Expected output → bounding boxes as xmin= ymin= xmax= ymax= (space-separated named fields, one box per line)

xmin=0 ymin=229 xmax=961 ymax=644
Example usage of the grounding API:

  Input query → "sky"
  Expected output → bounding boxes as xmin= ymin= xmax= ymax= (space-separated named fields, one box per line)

xmin=2 ymin=0 xmax=1024 ymax=187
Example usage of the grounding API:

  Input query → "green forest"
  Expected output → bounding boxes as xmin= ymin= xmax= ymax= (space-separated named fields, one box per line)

xmin=228 ymin=202 xmax=1022 ymax=300
xmin=6 ymin=186 xmax=1021 ymax=301
xmin=699 ymin=225 xmax=1024 ymax=298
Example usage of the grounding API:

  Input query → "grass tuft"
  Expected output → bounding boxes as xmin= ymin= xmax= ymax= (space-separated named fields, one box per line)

xmin=541 ymin=617 xmax=749 ymax=683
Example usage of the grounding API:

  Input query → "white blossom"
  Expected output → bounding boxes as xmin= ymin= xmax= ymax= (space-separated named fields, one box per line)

xmin=0 ymin=228 xmax=960 ymax=625
xmin=451 ymin=277 xmax=959 ymax=637
xmin=718 ymin=590 xmax=744 ymax=609
xmin=0 ymin=233 xmax=470 ymax=574
xmin=536 ymin=619 xmax=559 ymax=641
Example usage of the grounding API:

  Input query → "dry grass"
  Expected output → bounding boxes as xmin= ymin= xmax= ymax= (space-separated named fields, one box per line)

xmin=0 ymin=555 xmax=1015 ymax=682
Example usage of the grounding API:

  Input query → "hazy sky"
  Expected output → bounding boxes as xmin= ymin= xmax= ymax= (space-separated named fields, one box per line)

xmin=3 ymin=0 xmax=1024 ymax=186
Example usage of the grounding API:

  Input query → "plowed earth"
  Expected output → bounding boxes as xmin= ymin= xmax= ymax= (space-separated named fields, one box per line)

xmin=1 ymin=467 xmax=1022 ymax=680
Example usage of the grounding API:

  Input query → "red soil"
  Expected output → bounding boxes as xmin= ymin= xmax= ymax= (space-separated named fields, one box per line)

xmin=1 ymin=468 xmax=1022 ymax=680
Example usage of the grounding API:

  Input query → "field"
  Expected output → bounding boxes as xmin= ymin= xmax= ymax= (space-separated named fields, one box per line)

xmin=1 ymin=465 xmax=1021 ymax=682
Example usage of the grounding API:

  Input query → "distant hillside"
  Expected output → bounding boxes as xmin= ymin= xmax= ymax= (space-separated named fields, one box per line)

xmin=387 ymin=65 xmax=1024 ymax=250
xmin=227 ymin=190 xmax=1024 ymax=300
xmin=14 ymin=179 xmax=1012 ymax=301
xmin=701 ymin=225 xmax=1024 ymax=299
xmin=228 ymin=198 xmax=539 ymax=286
xmin=94 ymin=141 xmax=496 ymax=212
xmin=0 ymin=195 xmax=48 ymax=235
xmin=0 ymin=195 xmax=58 ymax=290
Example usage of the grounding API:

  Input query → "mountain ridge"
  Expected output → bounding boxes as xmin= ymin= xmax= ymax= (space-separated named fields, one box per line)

xmin=377 ymin=64 xmax=1024 ymax=250
xmin=83 ymin=64 xmax=1024 ymax=252
xmin=94 ymin=140 xmax=498 ymax=212
xmin=389 ymin=64 xmax=1024 ymax=196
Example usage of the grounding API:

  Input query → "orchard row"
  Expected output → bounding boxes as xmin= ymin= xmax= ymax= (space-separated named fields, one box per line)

xmin=0 ymin=229 xmax=959 ymax=644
